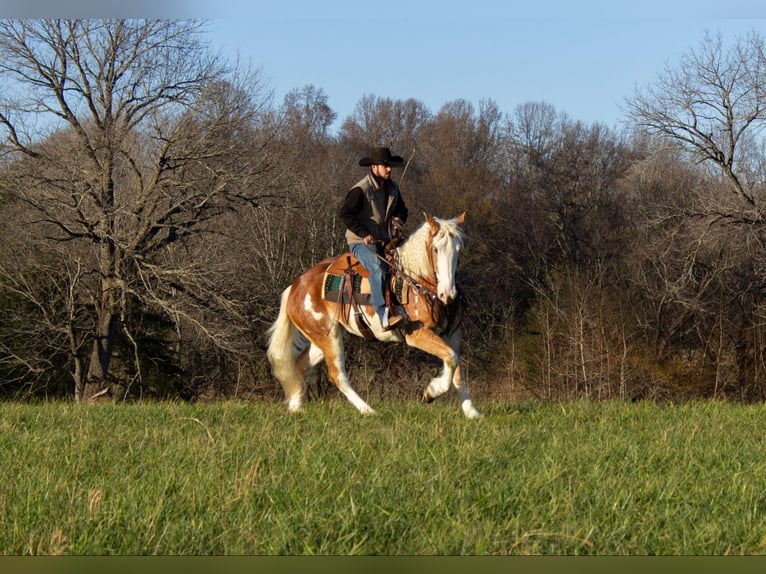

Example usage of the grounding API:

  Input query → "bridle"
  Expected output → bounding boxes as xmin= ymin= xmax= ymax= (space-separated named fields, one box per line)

xmin=383 ymin=222 xmax=463 ymax=335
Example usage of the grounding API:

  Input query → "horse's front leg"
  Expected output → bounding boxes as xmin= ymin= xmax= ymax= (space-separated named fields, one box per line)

xmin=405 ymin=328 xmax=480 ymax=419
xmin=444 ymin=328 xmax=481 ymax=419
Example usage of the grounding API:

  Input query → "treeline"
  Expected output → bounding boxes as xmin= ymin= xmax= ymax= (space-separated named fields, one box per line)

xmin=1 ymin=20 xmax=765 ymax=403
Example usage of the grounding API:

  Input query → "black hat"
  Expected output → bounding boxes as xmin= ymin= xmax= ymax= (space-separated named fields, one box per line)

xmin=359 ymin=147 xmax=405 ymax=167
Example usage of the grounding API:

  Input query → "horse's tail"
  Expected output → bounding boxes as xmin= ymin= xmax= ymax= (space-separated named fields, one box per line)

xmin=266 ymin=286 xmax=306 ymax=410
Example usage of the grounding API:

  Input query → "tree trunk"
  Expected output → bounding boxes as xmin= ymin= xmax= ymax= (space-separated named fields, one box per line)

xmin=81 ymin=234 xmax=121 ymax=402
xmin=81 ymin=310 xmax=120 ymax=401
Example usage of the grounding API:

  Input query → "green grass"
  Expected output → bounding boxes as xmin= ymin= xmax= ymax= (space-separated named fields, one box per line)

xmin=1 ymin=399 xmax=765 ymax=554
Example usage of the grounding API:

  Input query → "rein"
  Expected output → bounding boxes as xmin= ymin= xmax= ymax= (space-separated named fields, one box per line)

xmin=377 ymin=222 xmax=440 ymax=304
xmin=387 ymin=251 xmax=439 ymax=303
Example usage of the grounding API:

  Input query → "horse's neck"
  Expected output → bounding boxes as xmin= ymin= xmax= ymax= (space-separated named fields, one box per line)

xmin=396 ymin=229 xmax=435 ymax=285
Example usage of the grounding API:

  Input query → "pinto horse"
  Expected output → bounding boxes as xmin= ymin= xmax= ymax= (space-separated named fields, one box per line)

xmin=267 ymin=213 xmax=480 ymax=418
xmin=266 ymin=212 xmax=480 ymax=418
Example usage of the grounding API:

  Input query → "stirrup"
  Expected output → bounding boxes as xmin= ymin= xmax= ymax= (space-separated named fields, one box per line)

xmin=381 ymin=309 xmax=404 ymax=331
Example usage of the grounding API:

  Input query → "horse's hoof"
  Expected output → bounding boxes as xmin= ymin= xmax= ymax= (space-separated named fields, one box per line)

xmin=422 ymin=392 xmax=434 ymax=404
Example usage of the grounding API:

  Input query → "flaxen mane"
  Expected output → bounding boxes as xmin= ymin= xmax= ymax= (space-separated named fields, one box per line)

xmin=395 ymin=215 xmax=466 ymax=279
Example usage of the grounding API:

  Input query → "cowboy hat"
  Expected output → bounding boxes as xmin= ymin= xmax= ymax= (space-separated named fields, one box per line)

xmin=358 ymin=147 xmax=405 ymax=167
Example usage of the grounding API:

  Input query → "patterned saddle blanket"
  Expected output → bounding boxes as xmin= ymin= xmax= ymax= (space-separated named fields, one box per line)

xmin=322 ymin=254 xmax=408 ymax=306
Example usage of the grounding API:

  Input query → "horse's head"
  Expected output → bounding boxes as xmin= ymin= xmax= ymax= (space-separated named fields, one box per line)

xmin=425 ymin=212 xmax=466 ymax=304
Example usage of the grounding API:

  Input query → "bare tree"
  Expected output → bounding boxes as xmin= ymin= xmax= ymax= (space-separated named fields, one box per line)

xmin=0 ymin=20 xmax=273 ymax=400
xmin=281 ymin=84 xmax=336 ymax=144
xmin=339 ymin=94 xmax=430 ymax=169
xmin=0 ymin=221 xmax=90 ymax=398
xmin=627 ymin=30 xmax=766 ymax=214
xmin=506 ymin=101 xmax=563 ymax=182
xmin=624 ymin=30 xmax=766 ymax=399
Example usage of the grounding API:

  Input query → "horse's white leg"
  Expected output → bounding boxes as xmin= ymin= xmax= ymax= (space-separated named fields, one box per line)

xmin=423 ymin=363 xmax=454 ymax=401
xmin=445 ymin=329 xmax=480 ymax=419
xmin=451 ymin=363 xmax=481 ymax=419
xmin=425 ymin=360 xmax=480 ymax=419
xmin=289 ymin=342 xmax=325 ymax=412
xmin=410 ymin=328 xmax=480 ymax=419
xmin=286 ymin=393 xmax=304 ymax=413
xmin=422 ymin=328 xmax=459 ymax=401
xmin=323 ymin=327 xmax=376 ymax=415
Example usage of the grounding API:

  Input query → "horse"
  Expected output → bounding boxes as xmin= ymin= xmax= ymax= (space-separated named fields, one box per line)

xmin=266 ymin=212 xmax=480 ymax=419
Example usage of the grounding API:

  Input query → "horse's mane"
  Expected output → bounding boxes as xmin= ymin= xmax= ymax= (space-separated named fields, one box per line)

xmin=396 ymin=215 xmax=465 ymax=279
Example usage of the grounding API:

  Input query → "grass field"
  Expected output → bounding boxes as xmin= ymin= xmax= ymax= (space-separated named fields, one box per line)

xmin=1 ymin=398 xmax=765 ymax=555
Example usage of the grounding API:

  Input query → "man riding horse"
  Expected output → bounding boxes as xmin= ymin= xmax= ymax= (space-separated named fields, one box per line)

xmin=339 ymin=147 xmax=408 ymax=331
xmin=266 ymin=145 xmax=479 ymax=418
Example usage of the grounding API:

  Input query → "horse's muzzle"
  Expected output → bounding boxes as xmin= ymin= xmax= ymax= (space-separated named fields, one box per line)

xmin=438 ymin=287 xmax=458 ymax=305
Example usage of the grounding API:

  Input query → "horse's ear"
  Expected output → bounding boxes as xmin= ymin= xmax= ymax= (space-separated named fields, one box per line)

xmin=423 ymin=211 xmax=439 ymax=234
xmin=455 ymin=212 xmax=466 ymax=225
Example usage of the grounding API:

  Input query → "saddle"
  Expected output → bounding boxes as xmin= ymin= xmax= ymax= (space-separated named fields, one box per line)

xmin=323 ymin=254 xmax=408 ymax=305
xmin=322 ymin=253 xmax=408 ymax=338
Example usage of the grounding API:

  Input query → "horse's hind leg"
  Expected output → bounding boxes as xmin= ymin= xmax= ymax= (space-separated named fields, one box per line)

xmin=287 ymin=342 xmax=325 ymax=412
xmin=320 ymin=327 xmax=376 ymax=415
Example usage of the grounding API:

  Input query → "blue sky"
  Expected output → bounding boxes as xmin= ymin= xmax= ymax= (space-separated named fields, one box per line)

xmin=7 ymin=1 xmax=766 ymax=131
xmin=202 ymin=1 xmax=766 ymax=132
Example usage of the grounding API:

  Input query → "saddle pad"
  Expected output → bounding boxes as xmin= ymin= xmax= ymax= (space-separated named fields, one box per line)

xmin=323 ymin=270 xmax=372 ymax=305
xmin=321 ymin=255 xmax=408 ymax=305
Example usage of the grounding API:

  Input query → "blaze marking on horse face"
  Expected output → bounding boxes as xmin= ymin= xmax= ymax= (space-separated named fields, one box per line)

xmin=432 ymin=229 xmax=462 ymax=304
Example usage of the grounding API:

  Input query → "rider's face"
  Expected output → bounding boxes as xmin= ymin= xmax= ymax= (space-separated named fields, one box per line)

xmin=371 ymin=163 xmax=392 ymax=180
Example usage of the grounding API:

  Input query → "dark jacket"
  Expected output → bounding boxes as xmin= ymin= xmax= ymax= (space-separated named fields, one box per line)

xmin=339 ymin=173 xmax=408 ymax=246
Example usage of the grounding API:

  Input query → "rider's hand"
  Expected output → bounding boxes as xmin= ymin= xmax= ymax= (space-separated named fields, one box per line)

xmin=364 ymin=234 xmax=374 ymax=245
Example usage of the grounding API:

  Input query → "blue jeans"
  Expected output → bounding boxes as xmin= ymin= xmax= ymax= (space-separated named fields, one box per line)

xmin=349 ymin=242 xmax=388 ymax=321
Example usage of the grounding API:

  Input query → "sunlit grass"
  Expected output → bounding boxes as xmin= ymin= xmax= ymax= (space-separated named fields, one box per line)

xmin=1 ymin=399 xmax=765 ymax=554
